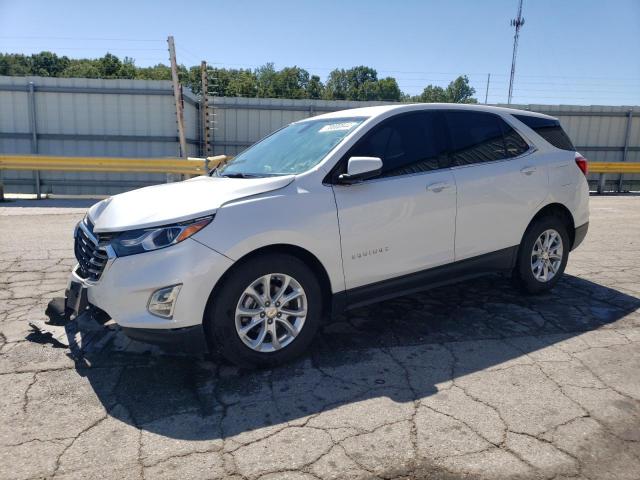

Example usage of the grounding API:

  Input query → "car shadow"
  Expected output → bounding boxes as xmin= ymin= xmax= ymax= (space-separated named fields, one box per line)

xmin=51 ymin=273 xmax=640 ymax=440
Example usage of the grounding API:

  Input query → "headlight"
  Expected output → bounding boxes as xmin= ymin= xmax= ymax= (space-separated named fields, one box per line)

xmin=110 ymin=216 xmax=213 ymax=257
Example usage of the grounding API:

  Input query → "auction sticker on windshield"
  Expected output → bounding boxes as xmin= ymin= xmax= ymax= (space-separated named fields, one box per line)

xmin=319 ymin=122 xmax=359 ymax=132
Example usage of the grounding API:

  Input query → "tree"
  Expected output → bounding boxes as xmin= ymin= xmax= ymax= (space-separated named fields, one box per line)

xmin=345 ymin=65 xmax=378 ymax=100
xmin=417 ymin=85 xmax=448 ymax=103
xmin=31 ymin=51 xmax=70 ymax=77
xmin=0 ymin=53 xmax=32 ymax=75
xmin=135 ymin=64 xmax=172 ymax=81
xmin=324 ymin=69 xmax=349 ymax=100
xmin=255 ymin=63 xmax=278 ymax=98
xmin=274 ymin=66 xmax=310 ymax=99
xmin=99 ymin=53 xmax=122 ymax=78
xmin=446 ymin=75 xmax=477 ymax=103
xmin=225 ymin=69 xmax=258 ymax=97
xmin=61 ymin=61 xmax=101 ymax=78
xmin=307 ymin=75 xmax=324 ymax=99
xmin=0 ymin=50 xmax=477 ymax=103
xmin=118 ymin=57 xmax=137 ymax=79
xmin=413 ymin=75 xmax=477 ymax=103
xmin=376 ymin=77 xmax=402 ymax=101
xmin=323 ymin=67 xmax=401 ymax=101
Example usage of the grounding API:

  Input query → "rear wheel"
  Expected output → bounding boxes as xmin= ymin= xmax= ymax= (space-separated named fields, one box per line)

xmin=513 ymin=216 xmax=570 ymax=294
xmin=206 ymin=254 xmax=322 ymax=367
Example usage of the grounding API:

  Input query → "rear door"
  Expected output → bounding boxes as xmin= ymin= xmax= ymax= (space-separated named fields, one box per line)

xmin=331 ymin=110 xmax=457 ymax=290
xmin=446 ymin=111 xmax=548 ymax=261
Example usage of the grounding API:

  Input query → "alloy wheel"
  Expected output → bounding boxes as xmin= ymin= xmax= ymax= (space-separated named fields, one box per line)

xmin=530 ymin=229 xmax=563 ymax=282
xmin=234 ymin=273 xmax=307 ymax=353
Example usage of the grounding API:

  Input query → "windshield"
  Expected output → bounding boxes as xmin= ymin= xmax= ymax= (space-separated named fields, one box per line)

xmin=216 ymin=117 xmax=366 ymax=177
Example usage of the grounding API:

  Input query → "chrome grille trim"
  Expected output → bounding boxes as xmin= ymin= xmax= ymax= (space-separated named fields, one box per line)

xmin=74 ymin=218 xmax=113 ymax=282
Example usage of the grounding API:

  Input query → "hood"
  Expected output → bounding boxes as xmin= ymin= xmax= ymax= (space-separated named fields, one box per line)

xmin=88 ymin=175 xmax=294 ymax=233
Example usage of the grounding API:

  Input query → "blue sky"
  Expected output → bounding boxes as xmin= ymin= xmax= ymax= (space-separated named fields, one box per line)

xmin=1 ymin=0 xmax=638 ymax=105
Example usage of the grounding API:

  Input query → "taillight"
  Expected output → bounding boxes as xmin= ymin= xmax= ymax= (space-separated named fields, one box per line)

xmin=575 ymin=154 xmax=588 ymax=176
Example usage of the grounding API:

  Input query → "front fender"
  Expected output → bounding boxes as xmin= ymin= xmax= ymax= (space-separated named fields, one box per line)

xmin=193 ymin=183 xmax=345 ymax=293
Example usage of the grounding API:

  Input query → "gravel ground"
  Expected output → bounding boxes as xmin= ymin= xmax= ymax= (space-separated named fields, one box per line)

xmin=1 ymin=195 xmax=639 ymax=480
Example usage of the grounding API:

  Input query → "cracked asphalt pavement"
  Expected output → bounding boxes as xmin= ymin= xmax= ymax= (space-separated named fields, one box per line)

xmin=1 ymin=196 xmax=640 ymax=480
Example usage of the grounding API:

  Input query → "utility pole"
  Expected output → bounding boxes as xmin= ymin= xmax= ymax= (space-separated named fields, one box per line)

xmin=507 ymin=0 xmax=525 ymax=104
xmin=200 ymin=61 xmax=211 ymax=157
xmin=167 ymin=36 xmax=187 ymax=159
xmin=484 ymin=73 xmax=491 ymax=104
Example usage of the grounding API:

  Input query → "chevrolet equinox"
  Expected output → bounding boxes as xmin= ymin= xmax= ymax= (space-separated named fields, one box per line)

xmin=63 ymin=104 xmax=589 ymax=366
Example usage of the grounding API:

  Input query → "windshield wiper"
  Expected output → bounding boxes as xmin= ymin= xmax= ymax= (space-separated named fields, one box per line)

xmin=218 ymin=172 xmax=261 ymax=178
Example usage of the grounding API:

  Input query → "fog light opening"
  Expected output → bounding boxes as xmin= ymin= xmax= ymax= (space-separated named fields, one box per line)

xmin=147 ymin=284 xmax=182 ymax=319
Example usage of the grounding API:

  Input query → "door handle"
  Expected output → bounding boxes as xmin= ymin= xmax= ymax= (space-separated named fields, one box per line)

xmin=520 ymin=166 xmax=536 ymax=176
xmin=426 ymin=181 xmax=451 ymax=193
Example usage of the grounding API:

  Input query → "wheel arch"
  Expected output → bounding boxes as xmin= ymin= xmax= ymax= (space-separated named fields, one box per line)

xmin=524 ymin=202 xmax=576 ymax=249
xmin=203 ymin=243 xmax=334 ymax=328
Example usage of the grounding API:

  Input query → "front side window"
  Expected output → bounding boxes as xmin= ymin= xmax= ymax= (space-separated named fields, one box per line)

xmin=347 ymin=111 xmax=450 ymax=178
xmin=446 ymin=111 xmax=507 ymax=166
xmin=217 ymin=117 xmax=366 ymax=177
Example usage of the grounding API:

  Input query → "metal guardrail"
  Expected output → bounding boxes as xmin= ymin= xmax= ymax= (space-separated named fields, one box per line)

xmin=0 ymin=154 xmax=229 ymax=175
xmin=0 ymin=154 xmax=231 ymax=200
xmin=0 ymin=156 xmax=637 ymax=199
xmin=2 ymin=155 xmax=636 ymax=174
xmin=589 ymin=162 xmax=640 ymax=174
xmin=589 ymin=162 xmax=640 ymax=194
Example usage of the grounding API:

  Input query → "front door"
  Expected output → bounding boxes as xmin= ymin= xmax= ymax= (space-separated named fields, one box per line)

xmin=331 ymin=110 xmax=457 ymax=291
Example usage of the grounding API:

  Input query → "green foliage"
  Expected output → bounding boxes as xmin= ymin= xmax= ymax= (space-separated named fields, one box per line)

xmin=324 ymin=66 xmax=401 ymax=101
xmin=307 ymin=75 xmax=323 ymax=99
xmin=0 ymin=51 xmax=477 ymax=103
xmin=410 ymin=75 xmax=477 ymax=104
xmin=134 ymin=64 xmax=172 ymax=81
xmin=376 ymin=77 xmax=402 ymax=102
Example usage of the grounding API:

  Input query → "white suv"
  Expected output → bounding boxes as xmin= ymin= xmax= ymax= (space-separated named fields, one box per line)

xmin=63 ymin=104 xmax=589 ymax=366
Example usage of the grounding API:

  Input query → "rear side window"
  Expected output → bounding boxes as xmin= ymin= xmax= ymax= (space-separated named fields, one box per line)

xmin=513 ymin=114 xmax=575 ymax=151
xmin=445 ymin=111 xmax=506 ymax=165
xmin=348 ymin=111 xmax=450 ymax=178
xmin=502 ymin=121 xmax=530 ymax=157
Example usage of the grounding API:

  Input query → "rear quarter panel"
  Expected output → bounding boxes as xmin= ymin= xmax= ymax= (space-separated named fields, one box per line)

xmin=545 ymin=154 xmax=590 ymax=229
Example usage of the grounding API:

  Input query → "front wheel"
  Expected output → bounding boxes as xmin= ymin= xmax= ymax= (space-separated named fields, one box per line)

xmin=206 ymin=254 xmax=323 ymax=368
xmin=513 ymin=216 xmax=570 ymax=294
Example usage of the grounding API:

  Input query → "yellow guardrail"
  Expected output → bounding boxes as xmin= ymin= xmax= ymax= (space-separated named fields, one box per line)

xmin=589 ymin=162 xmax=640 ymax=174
xmin=0 ymin=154 xmax=230 ymax=175
xmin=0 ymin=155 xmax=637 ymax=176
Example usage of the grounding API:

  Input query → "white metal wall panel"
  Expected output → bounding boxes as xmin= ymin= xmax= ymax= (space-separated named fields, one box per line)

xmin=0 ymin=76 xmax=198 ymax=195
xmin=1 ymin=75 xmax=638 ymax=194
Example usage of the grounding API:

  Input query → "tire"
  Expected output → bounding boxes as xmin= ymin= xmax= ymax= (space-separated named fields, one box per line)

xmin=206 ymin=254 xmax=323 ymax=368
xmin=513 ymin=215 xmax=570 ymax=294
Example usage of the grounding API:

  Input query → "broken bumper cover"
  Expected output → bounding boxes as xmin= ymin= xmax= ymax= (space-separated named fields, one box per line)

xmin=120 ymin=324 xmax=209 ymax=353
xmin=66 ymin=237 xmax=233 ymax=353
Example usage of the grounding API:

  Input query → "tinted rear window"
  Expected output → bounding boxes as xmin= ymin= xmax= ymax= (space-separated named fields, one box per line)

xmin=501 ymin=121 xmax=530 ymax=157
xmin=445 ymin=111 xmax=507 ymax=165
xmin=513 ymin=114 xmax=575 ymax=151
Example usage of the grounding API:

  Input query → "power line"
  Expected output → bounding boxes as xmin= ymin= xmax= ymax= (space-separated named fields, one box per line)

xmin=0 ymin=45 xmax=166 ymax=51
xmin=0 ymin=35 xmax=163 ymax=42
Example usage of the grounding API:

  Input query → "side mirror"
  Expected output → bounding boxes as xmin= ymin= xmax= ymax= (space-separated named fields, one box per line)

xmin=337 ymin=157 xmax=383 ymax=184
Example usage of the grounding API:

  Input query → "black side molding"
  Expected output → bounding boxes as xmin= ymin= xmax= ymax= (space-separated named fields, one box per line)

xmin=572 ymin=222 xmax=589 ymax=251
xmin=331 ymin=246 xmax=518 ymax=314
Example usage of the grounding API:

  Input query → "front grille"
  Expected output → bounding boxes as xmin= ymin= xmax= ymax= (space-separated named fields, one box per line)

xmin=74 ymin=219 xmax=111 ymax=281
